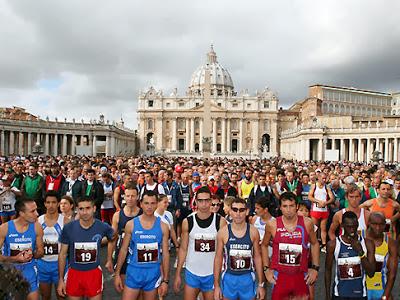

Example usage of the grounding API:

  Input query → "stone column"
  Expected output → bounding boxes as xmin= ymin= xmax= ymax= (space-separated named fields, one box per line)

xmin=27 ymin=132 xmax=32 ymax=155
xmin=111 ymin=136 xmax=116 ymax=156
xmin=304 ymin=138 xmax=310 ymax=161
xmin=190 ymin=118 xmax=195 ymax=152
xmin=199 ymin=119 xmax=203 ymax=152
xmin=185 ymin=118 xmax=190 ymax=152
xmin=385 ymin=137 xmax=389 ymax=162
xmin=357 ymin=139 xmax=362 ymax=162
xmin=221 ymin=119 xmax=226 ymax=153
xmin=0 ymin=131 xmax=5 ymax=155
xmin=155 ymin=118 xmax=163 ymax=151
xmin=394 ymin=138 xmax=398 ymax=162
xmin=212 ymin=119 xmax=217 ymax=153
xmin=62 ymin=135 xmax=67 ymax=155
xmin=9 ymin=131 xmax=15 ymax=155
xmin=318 ymin=138 xmax=323 ymax=161
xmin=252 ymin=119 xmax=259 ymax=154
xmin=44 ymin=133 xmax=49 ymax=155
xmin=71 ymin=134 xmax=76 ymax=155
xmin=340 ymin=139 xmax=345 ymax=161
xmin=53 ymin=133 xmax=58 ymax=156
xmin=366 ymin=138 xmax=371 ymax=163
xmin=349 ymin=139 xmax=354 ymax=161
xmin=239 ymin=119 xmax=244 ymax=153
xmin=92 ymin=135 xmax=97 ymax=156
xmin=172 ymin=118 xmax=177 ymax=151
xmin=105 ymin=135 xmax=110 ymax=156
xmin=226 ymin=119 xmax=231 ymax=152
xmin=18 ymin=132 xmax=24 ymax=155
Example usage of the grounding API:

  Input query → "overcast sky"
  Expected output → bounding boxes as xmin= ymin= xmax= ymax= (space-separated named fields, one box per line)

xmin=1 ymin=0 xmax=400 ymax=129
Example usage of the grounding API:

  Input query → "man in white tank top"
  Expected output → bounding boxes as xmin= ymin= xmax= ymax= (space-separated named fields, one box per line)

xmin=308 ymin=173 xmax=334 ymax=251
xmin=38 ymin=191 xmax=69 ymax=300
xmin=329 ymin=184 xmax=369 ymax=241
xmin=173 ymin=187 xmax=226 ymax=300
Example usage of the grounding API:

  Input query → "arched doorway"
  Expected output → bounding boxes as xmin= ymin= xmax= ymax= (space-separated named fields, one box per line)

xmin=146 ymin=132 xmax=154 ymax=151
xmin=261 ymin=134 xmax=270 ymax=152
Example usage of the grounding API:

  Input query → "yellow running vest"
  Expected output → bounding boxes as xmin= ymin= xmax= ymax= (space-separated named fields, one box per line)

xmin=240 ymin=180 xmax=254 ymax=200
xmin=366 ymin=234 xmax=388 ymax=291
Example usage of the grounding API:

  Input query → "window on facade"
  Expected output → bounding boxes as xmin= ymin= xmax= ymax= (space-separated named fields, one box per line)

xmin=247 ymin=103 xmax=251 ymax=108
xmin=217 ymin=90 xmax=223 ymax=96
xmin=217 ymin=144 xmax=221 ymax=152
xmin=264 ymin=101 xmax=270 ymax=109
xmin=231 ymin=119 xmax=238 ymax=130
xmin=195 ymin=103 xmax=199 ymax=107
xmin=211 ymin=90 xmax=214 ymax=96
xmin=147 ymin=119 xmax=153 ymax=130
xmin=148 ymin=100 xmax=154 ymax=107
xmin=217 ymin=120 xmax=222 ymax=130
xmin=166 ymin=102 xmax=170 ymax=107
xmin=166 ymin=121 xmax=170 ymax=130
xmin=247 ymin=121 xmax=251 ymax=132
xmin=178 ymin=118 xmax=185 ymax=130
xmin=217 ymin=102 xmax=222 ymax=107
xmin=195 ymin=120 xmax=199 ymax=130
xmin=264 ymin=120 xmax=270 ymax=131
xmin=179 ymin=102 xmax=185 ymax=107
xmin=232 ymin=103 xmax=238 ymax=108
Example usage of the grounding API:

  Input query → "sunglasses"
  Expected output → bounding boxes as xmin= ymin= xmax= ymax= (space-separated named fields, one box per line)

xmin=231 ymin=207 xmax=246 ymax=213
xmin=211 ymin=203 xmax=221 ymax=207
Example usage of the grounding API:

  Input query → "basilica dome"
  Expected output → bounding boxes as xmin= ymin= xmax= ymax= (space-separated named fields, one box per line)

xmin=189 ymin=46 xmax=234 ymax=95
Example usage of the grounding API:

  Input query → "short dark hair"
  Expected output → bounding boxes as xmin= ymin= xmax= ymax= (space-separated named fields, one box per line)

xmin=279 ymin=192 xmax=297 ymax=204
xmin=255 ymin=196 xmax=275 ymax=211
xmin=342 ymin=211 xmax=358 ymax=224
xmin=195 ymin=186 xmax=212 ymax=199
xmin=145 ymin=171 xmax=154 ymax=177
xmin=231 ymin=197 xmax=247 ymax=207
xmin=125 ymin=182 xmax=138 ymax=193
xmin=44 ymin=191 xmax=60 ymax=202
xmin=86 ymin=168 xmax=95 ymax=174
xmin=15 ymin=197 xmax=35 ymax=213
xmin=142 ymin=190 xmax=159 ymax=202
xmin=76 ymin=196 xmax=95 ymax=205
xmin=61 ymin=195 xmax=74 ymax=207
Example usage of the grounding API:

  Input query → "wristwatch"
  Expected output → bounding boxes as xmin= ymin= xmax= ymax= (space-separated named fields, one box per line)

xmin=358 ymin=250 xmax=365 ymax=258
xmin=258 ymin=282 xmax=265 ymax=288
xmin=310 ymin=264 xmax=320 ymax=271
xmin=263 ymin=265 xmax=269 ymax=272
xmin=161 ymin=279 xmax=169 ymax=285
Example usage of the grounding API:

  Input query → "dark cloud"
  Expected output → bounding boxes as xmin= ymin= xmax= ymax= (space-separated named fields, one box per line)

xmin=1 ymin=0 xmax=400 ymax=128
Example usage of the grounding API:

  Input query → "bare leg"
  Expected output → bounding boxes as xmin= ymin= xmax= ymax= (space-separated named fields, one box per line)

xmin=122 ymin=286 xmax=142 ymax=300
xmin=184 ymin=284 xmax=201 ymax=300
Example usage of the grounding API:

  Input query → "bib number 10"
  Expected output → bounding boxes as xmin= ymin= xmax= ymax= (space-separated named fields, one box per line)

xmin=235 ymin=259 xmax=246 ymax=269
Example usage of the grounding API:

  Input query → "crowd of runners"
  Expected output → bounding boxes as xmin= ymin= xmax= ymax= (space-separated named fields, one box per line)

xmin=0 ymin=155 xmax=399 ymax=299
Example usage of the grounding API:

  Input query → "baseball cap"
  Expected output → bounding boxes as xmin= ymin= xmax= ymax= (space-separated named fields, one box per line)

xmin=192 ymin=171 xmax=200 ymax=177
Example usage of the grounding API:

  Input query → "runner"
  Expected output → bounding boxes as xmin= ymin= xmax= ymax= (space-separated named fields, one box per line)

xmin=329 ymin=184 xmax=370 ymax=240
xmin=38 ymin=191 xmax=69 ymax=300
xmin=360 ymin=181 xmax=400 ymax=238
xmin=308 ymin=172 xmax=334 ymax=252
xmin=57 ymin=196 xmax=115 ymax=300
xmin=366 ymin=212 xmax=398 ymax=300
xmin=114 ymin=190 xmax=170 ymax=300
xmin=0 ymin=197 xmax=44 ymax=300
xmin=173 ymin=186 xmax=226 ymax=300
xmin=214 ymin=197 xmax=265 ymax=300
xmin=250 ymin=196 xmax=275 ymax=242
xmin=0 ymin=174 xmax=21 ymax=223
xmin=325 ymin=211 xmax=376 ymax=300
xmin=106 ymin=182 xmax=142 ymax=283
xmin=155 ymin=194 xmax=179 ymax=249
xmin=261 ymin=192 xmax=320 ymax=300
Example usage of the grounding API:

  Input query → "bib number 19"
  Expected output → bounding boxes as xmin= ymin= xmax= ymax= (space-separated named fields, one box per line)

xmin=81 ymin=252 xmax=92 ymax=262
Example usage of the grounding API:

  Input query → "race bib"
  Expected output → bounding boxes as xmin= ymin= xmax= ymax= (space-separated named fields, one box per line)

xmin=278 ymin=243 xmax=302 ymax=266
xmin=48 ymin=182 xmax=54 ymax=191
xmin=182 ymin=195 xmax=189 ymax=207
xmin=74 ymin=242 xmax=97 ymax=264
xmin=2 ymin=202 xmax=12 ymax=211
xmin=194 ymin=233 xmax=216 ymax=252
xmin=10 ymin=242 xmax=32 ymax=257
xmin=137 ymin=242 xmax=159 ymax=263
xmin=44 ymin=242 xmax=59 ymax=255
xmin=338 ymin=256 xmax=362 ymax=280
xmin=167 ymin=195 xmax=172 ymax=204
xmin=375 ymin=254 xmax=385 ymax=272
xmin=229 ymin=249 xmax=252 ymax=271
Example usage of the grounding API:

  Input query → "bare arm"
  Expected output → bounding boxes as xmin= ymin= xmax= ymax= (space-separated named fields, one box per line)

xmin=328 ymin=212 xmax=341 ymax=241
xmin=173 ymin=219 xmax=189 ymax=293
xmin=326 ymin=188 xmax=335 ymax=205
xmin=383 ymin=238 xmax=398 ymax=298
xmin=306 ymin=217 xmax=320 ymax=268
xmin=34 ymin=221 xmax=44 ymax=259
xmin=325 ymin=239 xmax=336 ymax=300
xmin=261 ymin=218 xmax=275 ymax=268
xmin=359 ymin=199 xmax=373 ymax=209
xmin=107 ymin=212 xmax=119 ymax=264
xmin=362 ymin=238 xmax=376 ymax=277
xmin=57 ymin=243 xmax=69 ymax=297
xmin=213 ymin=228 xmax=226 ymax=287
xmin=161 ymin=222 xmax=170 ymax=279
xmin=113 ymin=187 xmax=121 ymax=211
xmin=250 ymin=226 xmax=265 ymax=299
xmin=308 ymin=184 xmax=316 ymax=203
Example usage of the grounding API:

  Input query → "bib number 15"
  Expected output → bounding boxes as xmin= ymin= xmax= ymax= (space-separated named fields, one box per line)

xmin=285 ymin=254 xmax=296 ymax=264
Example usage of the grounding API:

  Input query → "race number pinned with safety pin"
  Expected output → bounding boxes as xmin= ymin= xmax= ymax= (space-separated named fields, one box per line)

xmin=194 ymin=233 xmax=216 ymax=252
xmin=278 ymin=243 xmax=302 ymax=266
xmin=338 ymin=256 xmax=362 ymax=280
xmin=74 ymin=242 xmax=97 ymax=264
xmin=229 ymin=249 xmax=252 ymax=271
xmin=137 ymin=242 xmax=159 ymax=263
